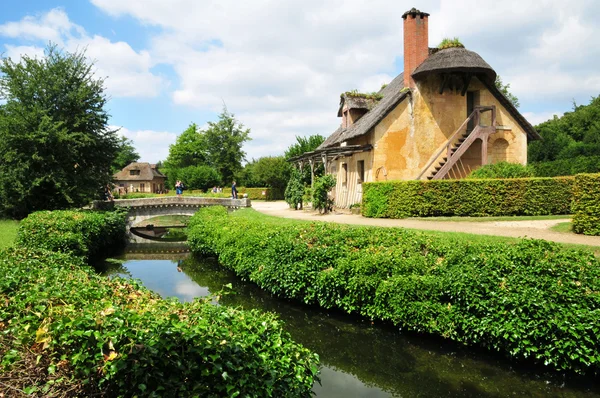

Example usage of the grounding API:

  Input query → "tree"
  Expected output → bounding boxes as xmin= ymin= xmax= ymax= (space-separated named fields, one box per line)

xmin=495 ymin=75 xmax=520 ymax=109
xmin=0 ymin=44 xmax=119 ymax=218
xmin=528 ymin=96 xmax=600 ymax=162
xmin=284 ymin=134 xmax=325 ymax=186
xmin=284 ymin=168 xmax=305 ymax=210
xmin=112 ymin=136 xmax=140 ymax=173
xmin=172 ymin=165 xmax=220 ymax=192
xmin=204 ymin=107 xmax=251 ymax=185
xmin=251 ymin=156 xmax=292 ymax=189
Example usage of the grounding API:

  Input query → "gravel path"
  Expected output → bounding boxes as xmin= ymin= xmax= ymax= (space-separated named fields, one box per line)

xmin=251 ymin=201 xmax=600 ymax=247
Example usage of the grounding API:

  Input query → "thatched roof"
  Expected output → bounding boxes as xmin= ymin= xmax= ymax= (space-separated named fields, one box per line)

xmin=113 ymin=162 xmax=166 ymax=181
xmin=412 ymin=47 xmax=496 ymax=83
xmin=318 ymin=72 xmax=409 ymax=149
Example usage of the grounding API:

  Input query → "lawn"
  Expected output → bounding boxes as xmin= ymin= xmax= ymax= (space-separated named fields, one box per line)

xmin=0 ymin=219 xmax=19 ymax=249
xmin=414 ymin=214 xmax=571 ymax=222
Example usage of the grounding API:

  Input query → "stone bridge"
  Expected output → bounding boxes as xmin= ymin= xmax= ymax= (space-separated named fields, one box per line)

xmin=110 ymin=196 xmax=251 ymax=227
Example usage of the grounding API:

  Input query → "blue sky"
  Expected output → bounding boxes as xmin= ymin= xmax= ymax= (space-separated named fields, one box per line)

xmin=1 ymin=1 xmax=599 ymax=163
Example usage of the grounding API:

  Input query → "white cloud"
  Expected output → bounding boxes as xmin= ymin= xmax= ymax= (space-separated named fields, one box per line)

xmin=114 ymin=125 xmax=177 ymax=163
xmin=0 ymin=8 xmax=165 ymax=98
xmin=522 ymin=111 xmax=564 ymax=126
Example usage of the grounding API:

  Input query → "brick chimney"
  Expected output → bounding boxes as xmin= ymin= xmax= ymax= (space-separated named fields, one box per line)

xmin=403 ymin=8 xmax=430 ymax=89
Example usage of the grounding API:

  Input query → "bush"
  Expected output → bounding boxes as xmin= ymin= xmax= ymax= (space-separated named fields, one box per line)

xmin=312 ymin=175 xmax=336 ymax=213
xmin=362 ymin=177 xmax=573 ymax=218
xmin=572 ymin=173 xmax=600 ymax=235
xmin=239 ymin=187 xmax=284 ymax=200
xmin=0 ymin=247 xmax=319 ymax=396
xmin=187 ymin=208 xmax=600 ymax=375
xmin=285 ymin=168 xmax=305 ymax=209
xmin=530 ymin=156 xmax=600 ymax=177
xmin=467 ymin=162 xmax=534 ymax=179
xmin=16 ymin=209 xmax=127 ymax=259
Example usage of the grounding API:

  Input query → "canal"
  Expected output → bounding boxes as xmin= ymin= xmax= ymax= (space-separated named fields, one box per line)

xmin=101 ymin=243 xmax=600 ymax=397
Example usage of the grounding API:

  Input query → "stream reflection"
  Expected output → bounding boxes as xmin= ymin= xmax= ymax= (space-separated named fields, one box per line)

xmin=102 ymin=251 xmax=600 ymax=398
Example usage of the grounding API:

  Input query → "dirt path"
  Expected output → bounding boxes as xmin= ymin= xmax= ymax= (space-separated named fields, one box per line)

xmin=251 ymin=201 xmax=600 ymax=247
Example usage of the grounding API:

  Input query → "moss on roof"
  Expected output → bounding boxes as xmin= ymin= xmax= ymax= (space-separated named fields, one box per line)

xmin=342 ymin=89 xmax=383 ymax=101
xmin=438 ymin=37 xmax=464 ymax=49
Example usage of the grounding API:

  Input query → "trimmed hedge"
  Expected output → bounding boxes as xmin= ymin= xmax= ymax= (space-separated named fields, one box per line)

xmin=362 ymin=177 xmax=574 ymax=218
xmin=1 ymin=209 xmax=319 ymax=396
xmin=573 ymin=173 xmax=600 ymax=235
xmin=239 ymin=187 xmax=284 ymax=200
xmin=188 ymin=207 xmax=600 ymax=375
xmin=16 ymin=209 xmax=127 ymax=259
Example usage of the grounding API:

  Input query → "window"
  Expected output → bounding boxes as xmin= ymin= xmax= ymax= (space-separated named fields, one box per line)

xmin=140 ymin=183 xmax=145 ymax=191
xmin=129 ymin=170 xmax=141 ymax=176
xmin=341 ymin=163 xmax=348 ymax=186
xmin=357 ymin=160 xmax=365 ymax=183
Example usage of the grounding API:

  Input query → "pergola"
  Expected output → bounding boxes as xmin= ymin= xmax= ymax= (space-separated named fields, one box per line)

xmin=287 ymin=144 xmax=372 ymax=186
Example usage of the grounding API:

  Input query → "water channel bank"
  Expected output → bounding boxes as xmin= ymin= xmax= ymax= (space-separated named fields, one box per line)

xmin=102 ymin=244 xmax=600 ymax=398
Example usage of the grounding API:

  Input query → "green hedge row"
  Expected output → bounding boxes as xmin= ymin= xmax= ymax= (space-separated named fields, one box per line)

xmin=1 ymin=210 xmax=319 ymax=396
xmin=573 ymin=174 xmax=600 ymax=235
xmin=188 ymin=207 xmax=600 ymax=375
xmin=362 ymin=177 xmax=574 ymax=218
xmin=16 ymin=209 xmax=127 ymax=259
xmin=239 ymin=187 xmax=285 ymax=200
xmin=530 ymin=156 xmax=600 ymax=177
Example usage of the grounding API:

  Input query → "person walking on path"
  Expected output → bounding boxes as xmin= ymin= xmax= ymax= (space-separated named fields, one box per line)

xmin=175 ymin=180 xmax=184 ymax=197
xmin=231 ymin=181 xmax=238 ymax=199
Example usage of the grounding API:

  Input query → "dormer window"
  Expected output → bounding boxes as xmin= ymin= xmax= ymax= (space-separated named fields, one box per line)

xmin=130 ymin=170 xmax=141 ymax=176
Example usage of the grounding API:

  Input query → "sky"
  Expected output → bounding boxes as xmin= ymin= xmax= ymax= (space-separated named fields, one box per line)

xmin=1 ymin=0 xmax=599 ymax=163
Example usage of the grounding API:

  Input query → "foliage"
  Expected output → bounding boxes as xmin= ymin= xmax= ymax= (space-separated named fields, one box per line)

xmin=572 ymin=173 xmax=600 ymax=235
xmin=362 ymin=177 xmax=573 ymax=218
xmin=188 ymin=207 xmax=600 ymax=375
xmin=238 ymin=187 xmax=284 ymax=201
xmin=285 ymin=168 xmax=305 ymax=210
xmin=0 ymin=44 xmax=119 ymax=218
xmin=467 ymin=161 xmax=534 ymax=179
xmin=494 ymin=75 xmax=520 ymax=108
xmin=312 ymin=174 xmax=336 ymax=214
xmin=0 ymin=247 xmax=319 ymax=396
xmin=341 ymin=89 xmax=383 ymax=101
xmin=111 ymin=136 xmax=140 ymax=174
xmin=438 ymin=37 xmax=464 ymax=49
xmin=284 ymin=134 xmax=325 ymax=186
xmin=16 ymin=209 xmax=127 ymax=260
xmin=530 ymin=155 xmax=600 ymax=177
xmin=170 ymin=165 xmax=221 ymax=192
xmin=242 ymin=156 xmax=292 ymax=189
xmin=528 ymin=96 xmax=600 ymax=162
xmin=203 ymin=107 xmax=252 ymax=185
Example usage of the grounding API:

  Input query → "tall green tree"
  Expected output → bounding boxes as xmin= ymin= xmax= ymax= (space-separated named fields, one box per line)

xmin=204 ymin=107 xmax=251 ymax=185
xmin=112 ymin=136 xmax=140 ymax=173
xmin=0 ymin=44 xmax=119 ymax=218
xmin=528 ymin=96 xmax=600 ymax=162
xmin=250 ymin=156 xmax=292 ymax=189
xmin=284 ymin=134 xmax=325 ymax=186
xmin=495 ymin=75 xmax=520 ymax=109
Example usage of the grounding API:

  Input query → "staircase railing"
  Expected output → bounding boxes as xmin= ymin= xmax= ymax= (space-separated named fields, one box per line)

xmin=416 ymin=106 xmax=496 ymax=180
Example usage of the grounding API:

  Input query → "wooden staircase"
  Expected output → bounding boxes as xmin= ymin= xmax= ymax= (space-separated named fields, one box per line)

xmin=417 ymin=106 xmax=497 ymax=181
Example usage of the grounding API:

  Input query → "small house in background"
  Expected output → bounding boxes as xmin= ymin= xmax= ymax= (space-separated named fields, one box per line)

xmin=291 ymin=8 xmax=541 ymax=208
xmin=113 ymin=162 xmax=166 ymax=194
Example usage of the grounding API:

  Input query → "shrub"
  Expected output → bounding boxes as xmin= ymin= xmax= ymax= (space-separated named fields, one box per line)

xmin=467 ymin=161 xmax=534 ymax=179
xmin=530 ymin=156 xmax=600 ymax=177
xmin=312 ymin=175 xmax=336 ymax=213
xmin=16 ymin=209 xmax=127 ymax=259
xmin=239 ymin=187 xmax=284 ymax=200
xmin=285 ymin=168 xmax=305 ymax=209
xmin=362 ymin=177 xmax=573 ymax=218
xmin=0 ymin=247 xmax=319 ymax=396
xmin=572 ymin=173 xmax=600 ymax=235
xmin=187 ymin=208 xmax=600 ymax=375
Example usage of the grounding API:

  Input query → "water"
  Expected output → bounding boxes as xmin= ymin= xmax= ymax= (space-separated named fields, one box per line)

xmin=102 ymin=247 xmax=600 ymax=397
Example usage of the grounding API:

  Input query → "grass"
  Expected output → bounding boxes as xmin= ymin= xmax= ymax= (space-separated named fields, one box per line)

xmin=415 ymin=214 xmax=571 ymax=222
xmin=551 ymin=222 xmax=573 ymax=233
xmin=0 ymin=219 xmax=19 ymax=249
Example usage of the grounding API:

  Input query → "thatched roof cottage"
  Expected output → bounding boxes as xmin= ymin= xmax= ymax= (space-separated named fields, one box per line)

xmin=113 ymin=162 xmax=166 ymax=194
xmin=291 ymin=8 xmax=540 ymax=208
